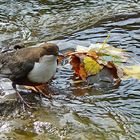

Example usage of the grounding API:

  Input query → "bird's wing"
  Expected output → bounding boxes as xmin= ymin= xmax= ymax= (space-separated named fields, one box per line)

xmin=0 ymin=59 xmax=35 ymax=81
xmin=0 ymin=48 xmax=40 ymax=81
xmin=9 ymin=60 xmax=35 ymax=82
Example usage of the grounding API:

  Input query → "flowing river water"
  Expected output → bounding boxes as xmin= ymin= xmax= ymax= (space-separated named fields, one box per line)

xmin=0 ymin=0 xmax=140 ymax=140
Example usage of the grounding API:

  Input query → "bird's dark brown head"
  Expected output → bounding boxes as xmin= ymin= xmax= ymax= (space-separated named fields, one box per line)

xmin=40 ymin=43 xmax=59 ymax=56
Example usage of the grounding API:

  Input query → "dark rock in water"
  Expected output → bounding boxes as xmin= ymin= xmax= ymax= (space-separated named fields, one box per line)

xmin=13 ymin=44 xmax=25 ymax=50
xmin=87 ymin=67 xmax=115 ymax=88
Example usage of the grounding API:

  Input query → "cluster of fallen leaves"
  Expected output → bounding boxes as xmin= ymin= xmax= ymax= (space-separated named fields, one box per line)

xmin=65 ymin=43 xmax=128 ymax=86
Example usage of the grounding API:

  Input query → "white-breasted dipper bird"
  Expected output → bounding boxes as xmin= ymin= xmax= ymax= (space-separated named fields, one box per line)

xmin=0 ymin=43 xmax=62 ymax=107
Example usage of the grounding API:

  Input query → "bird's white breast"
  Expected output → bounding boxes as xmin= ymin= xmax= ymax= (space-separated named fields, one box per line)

xmin=27 ymin=55 xmax=57 ymax=83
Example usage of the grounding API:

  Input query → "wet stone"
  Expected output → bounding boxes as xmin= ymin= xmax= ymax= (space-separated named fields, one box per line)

xmin=0 ymin=78 xmax=17 ymax=102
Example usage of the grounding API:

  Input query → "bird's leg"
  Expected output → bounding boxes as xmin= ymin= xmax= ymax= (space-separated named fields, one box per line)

xmin=12 ymin=82 xmax=35 ymax=108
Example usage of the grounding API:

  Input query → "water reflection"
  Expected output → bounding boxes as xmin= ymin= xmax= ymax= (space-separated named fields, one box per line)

xmin=0 ymin=0 xmax=139 ymax=47
xmin=0 ymin=0 xmax=140 ymax=139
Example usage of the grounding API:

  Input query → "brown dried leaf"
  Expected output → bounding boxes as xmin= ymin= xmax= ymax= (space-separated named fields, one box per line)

xmin=105 ymin=61 xmax=119 ymax=79
xmin=69 ymin=50 xmax=123 ymax=85
xmin=106 ymin=61 xmax=124 ymax=79
xmin=79 ymin=63 xmax=87 ymax=80
xmin=70 ymin=55 xmax=80 ymax=75
xmin=87 ymin=51 xmax=98 ymax=59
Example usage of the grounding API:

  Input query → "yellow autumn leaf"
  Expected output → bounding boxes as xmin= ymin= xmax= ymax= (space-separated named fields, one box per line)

xmin=83 ymin=57 xmax=103 ymax=75
xmin=123 ymin=65 xmax=140 ymax=79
